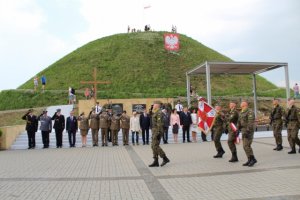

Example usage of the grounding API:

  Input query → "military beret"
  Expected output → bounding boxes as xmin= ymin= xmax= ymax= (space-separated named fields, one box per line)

xmin=28 ymin=108 xmax=33 ymax=112
xmin=153 ymin=100 xmax=162 ymax=104
xmin=56 ymin=108 xmax=61 ymax=112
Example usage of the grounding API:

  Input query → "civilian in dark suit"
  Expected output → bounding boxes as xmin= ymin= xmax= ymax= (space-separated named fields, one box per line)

xmin=140 ymin=109 xmax=151 ymax=145
xmin=180 ymin=107 xmax=192 ymax=143
xmin=66 ymin=110 xmax=78 ymax=147
xmin=52 ymin=108 xmax=65 ymax=148
xmin=22 ymin=109 xmax=38 ymax=149
xmin=162 ymin=109 xmax=170 ymax=144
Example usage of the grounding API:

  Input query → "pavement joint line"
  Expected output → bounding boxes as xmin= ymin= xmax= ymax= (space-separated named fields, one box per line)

xmin=1 ymin=165 xmax=299 ymax=183
xmin=236 ymin=194 xmax=300 ymax=200
xmin=253 ymin=140 xmax=290 ymax=149
xmin=155 ymin=164 xmax=300 ymax=179
xmin=126 ymin=145 xmax=173 ymax=200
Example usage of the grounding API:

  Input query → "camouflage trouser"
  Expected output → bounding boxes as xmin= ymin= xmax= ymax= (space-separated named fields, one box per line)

xmin=213 ymin=127 xmax=223 ymax=151
xmin=151 ymin=132 xmax=166 ymax=159
xmin=91 ymin=129 xmax=99 ymax=145
xmin=287 ymin=127 xmax=300 ymax=149
xmin=122 ymin=128 xmax=129 ymax=145
xmin=242 ymin=131 xmax=254 ymax=157
xmin=227 ymin=130 xmax=236 ymax=153
xmin=112 ymin=130 xmax=119 ymax=145
xmin=272 ymin=121 xmax=283 ymax=145
xmin=101 ymin=128 xmax=108 ymax=145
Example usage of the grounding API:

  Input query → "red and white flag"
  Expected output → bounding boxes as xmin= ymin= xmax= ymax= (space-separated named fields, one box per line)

xmin=164 ymin=33 xmax=180 ymax=51
xmin=198 ymin=100 xmax=216 ymax=134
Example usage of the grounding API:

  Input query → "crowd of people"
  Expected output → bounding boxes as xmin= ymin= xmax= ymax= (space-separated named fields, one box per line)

xmin=21 ymin=97 xmax=300 ymax=168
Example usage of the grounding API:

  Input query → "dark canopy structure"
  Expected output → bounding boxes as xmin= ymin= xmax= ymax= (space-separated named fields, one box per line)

xmin=186 ymin=61 xmax=289 ymax=117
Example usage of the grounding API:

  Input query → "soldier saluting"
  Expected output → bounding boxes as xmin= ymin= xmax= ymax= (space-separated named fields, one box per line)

xmin=149 ymin=101 xmax=170 ymax=167
xmin=269 ymin=98 xmax=285 ymax=151
xmin=285 ymin=98 xmax=300 ymax=154
xmin=22 ymin=109 xmax=38 ymax=149
xmin=237 ymin=100 xmax=257 ymax=167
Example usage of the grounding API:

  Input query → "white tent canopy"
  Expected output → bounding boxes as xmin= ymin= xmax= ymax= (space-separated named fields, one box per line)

xmin=186 ymin=61 xmax=289 ymax=118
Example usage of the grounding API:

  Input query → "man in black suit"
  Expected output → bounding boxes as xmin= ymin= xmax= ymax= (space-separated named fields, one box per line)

xmin=22 ymin=109 xmax=38 ymax=149
xmin=180 ymin=107 xmax=192 ymax=143
xmin=140 ymin=109 xmax=151 ymax=145
xmin=52 ymin=108 xmax=65 ymax=148
xmin=66 ymin=110 xmax=78 ymax=147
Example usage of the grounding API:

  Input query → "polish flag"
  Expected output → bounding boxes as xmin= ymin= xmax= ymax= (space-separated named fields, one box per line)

xmin=198 ymin=100 xmax=216 ymax=135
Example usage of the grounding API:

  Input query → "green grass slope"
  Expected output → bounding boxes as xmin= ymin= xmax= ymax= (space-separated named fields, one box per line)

xmin=18 ymin=32 xmax=277 ymax=99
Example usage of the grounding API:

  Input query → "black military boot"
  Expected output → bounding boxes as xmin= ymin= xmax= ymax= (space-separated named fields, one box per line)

xmin=161 ymin=156 xmax=170 ymax=167
xmin=273 ymin=145 xmax=278 ymax=150
xmin=219 ymin=147 xmax=225 ymax=157
xmin=229 ymin=152 xmax=238 ymax=162
xmin=242 ymin=157 xmax=250 ymax=166
xmin=277 ymin=144 xmax=283 ymax=151
xmin=213 ymin=149 xmax=222 ymax=158
xmin=248 ymin=155 xmax=257 ymax=167
xmin=148 ymin=158 xmax=159 ymax=167
xmin=288 ymin=147 xmax=296 ymax=154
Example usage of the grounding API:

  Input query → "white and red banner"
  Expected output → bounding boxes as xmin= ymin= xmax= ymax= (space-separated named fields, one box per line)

xmin=164 ymin=33 xmax=180 ymax=51
xmin=198 ymin=100 xmax=216 ymax=134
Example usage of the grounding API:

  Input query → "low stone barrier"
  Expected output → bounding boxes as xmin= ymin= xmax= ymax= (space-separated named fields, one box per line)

xmin=0 ymin=125 xmax=25 ymax=150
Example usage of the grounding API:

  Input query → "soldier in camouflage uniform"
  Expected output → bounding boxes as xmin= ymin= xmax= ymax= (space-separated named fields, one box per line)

xmin=237 ymin=100 xmax=257 ymax=167
xmin=120 ymin=111 xmax=130 ymax=145
xmin=99 ymin=110 xmax=109 ymax=146
xmin=149 ymin=101 xmax=170 ymax=167
xmin=269 ymin=98 xmax=285 ymax=151
xmin=286 ymin=98 xmax=300 ymax=154
xmin=226 ymin=101 xmax=239 ymax=162
xmin=212 ymin=105 xmax=225 ymax=158
xmin=89 ymin=107 xmax=99 ymax=147
xmin=110 ymin=113 xmax=121 ymax=146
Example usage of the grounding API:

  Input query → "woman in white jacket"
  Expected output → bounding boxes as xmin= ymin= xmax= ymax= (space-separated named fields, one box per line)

xmin=130 ymin=112 xmax=141 ymax=145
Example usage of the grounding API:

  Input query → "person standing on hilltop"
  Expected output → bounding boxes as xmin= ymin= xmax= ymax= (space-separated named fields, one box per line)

xmin=33 ymin=77 xmax=38 ymax=92
xmin=52 ymin=108 xmax=65 ymax=148
xmin=41 ymin=75 xmax=46 ymax=92
xmin=22 ymin=109 xmax=38 ymax=149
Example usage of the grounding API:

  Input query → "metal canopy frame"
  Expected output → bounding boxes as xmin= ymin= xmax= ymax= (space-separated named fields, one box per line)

xmin=186 ymin=61 xmax=289 ymax=118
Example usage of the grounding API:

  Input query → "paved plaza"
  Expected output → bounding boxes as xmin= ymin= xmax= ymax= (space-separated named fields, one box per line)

xmin=1 ymin=136 xmax=300 ymax=200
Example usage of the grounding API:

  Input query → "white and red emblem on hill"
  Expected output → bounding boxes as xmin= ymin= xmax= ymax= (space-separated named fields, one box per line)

xmin=198 ymin=99 xmax=216 ymax=134
xmin=164 ymin=33 xmax=179 ymax=51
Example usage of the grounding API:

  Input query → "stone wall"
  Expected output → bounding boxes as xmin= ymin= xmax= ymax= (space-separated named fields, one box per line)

xmin=0 ymin=125 xmax=25 ymax=150
xmin=78 ymin=98 xmax=174 ymax=116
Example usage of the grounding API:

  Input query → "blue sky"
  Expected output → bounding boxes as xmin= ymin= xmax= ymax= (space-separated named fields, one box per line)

xmin=0 ymin=0 xmax=299 ymax=91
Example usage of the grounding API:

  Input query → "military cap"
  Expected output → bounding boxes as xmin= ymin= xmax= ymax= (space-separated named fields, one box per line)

xmin=229 ymin=100 xmax=238 ymax=104
xmin=153 ymin=100 xmax=162 ymax=104
xmin=28 ymin=108 xmax=33 ymax=113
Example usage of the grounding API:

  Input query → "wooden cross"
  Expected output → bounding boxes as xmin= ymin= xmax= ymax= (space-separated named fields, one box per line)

xmin=80 ymin=68 xmax=111 ymax=104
